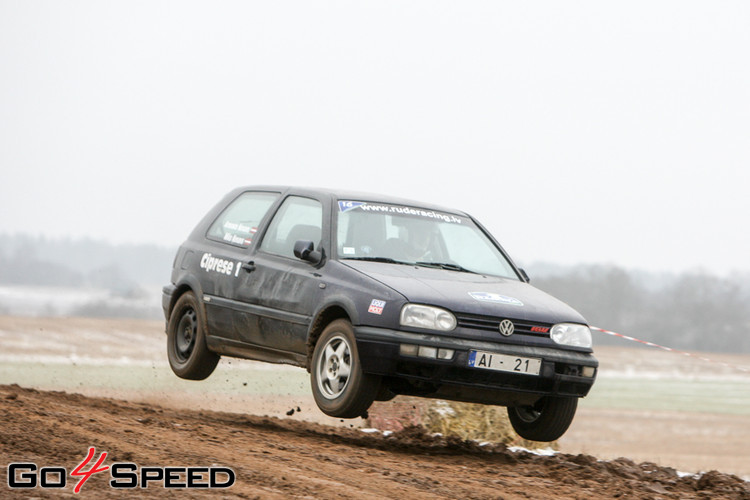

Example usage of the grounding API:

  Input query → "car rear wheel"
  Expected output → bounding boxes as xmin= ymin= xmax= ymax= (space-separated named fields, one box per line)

xmin=507 ymin=395 xmax=578 ymax=442
xmin=167 ymin=291 xmax=219 ymax=380
xmin=311 ymin=319 xmax=380 ymax=418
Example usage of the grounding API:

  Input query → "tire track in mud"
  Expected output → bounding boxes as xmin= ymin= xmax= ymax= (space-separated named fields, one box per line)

xmin=1 ymin=384 xmax=748 ymax=499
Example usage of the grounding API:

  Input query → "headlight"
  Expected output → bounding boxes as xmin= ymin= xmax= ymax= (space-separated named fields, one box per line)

xmin=551 ymin=323 xmax=592 ymax=348
xmin=400 ymin=304 xmax=457 ymax=332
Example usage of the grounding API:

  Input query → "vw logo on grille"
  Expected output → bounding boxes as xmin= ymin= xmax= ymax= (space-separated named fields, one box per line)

xmin=498 ymin=319 xmax=515 ymax=337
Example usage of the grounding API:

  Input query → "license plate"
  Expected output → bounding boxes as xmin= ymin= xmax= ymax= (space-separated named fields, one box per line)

xmin=468 ymin=350 xmax=541 ymax=376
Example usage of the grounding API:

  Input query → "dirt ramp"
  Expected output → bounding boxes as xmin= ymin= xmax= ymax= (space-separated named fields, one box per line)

xmin=1 ymin=384 xmax=748 ymax=499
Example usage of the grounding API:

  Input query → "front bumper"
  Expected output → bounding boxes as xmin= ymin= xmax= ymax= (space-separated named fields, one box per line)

xmin=355 ymin=326 xmax=598 ymax=406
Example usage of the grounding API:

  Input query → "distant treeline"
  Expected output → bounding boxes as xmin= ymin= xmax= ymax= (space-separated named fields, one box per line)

xmin=0 ymin=234 xmax=174 ymax=290
xmin=1 ymin=234 xmax=748 ymax=353
xmin=0 ymin=234 xmax=174 ymax=319
xmin=529 ymin=264 xmax=750 ymax=354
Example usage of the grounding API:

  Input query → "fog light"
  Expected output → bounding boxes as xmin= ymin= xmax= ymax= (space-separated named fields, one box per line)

xmin=437 ymin=348 xmax=454 ymax=360
xmin=417 ymin=346 xmax=438 ymax=358
xmin=400 ymin=344 xmax=419 ymax=356
xmin=582 ymin=366 xmax=596 ymax=378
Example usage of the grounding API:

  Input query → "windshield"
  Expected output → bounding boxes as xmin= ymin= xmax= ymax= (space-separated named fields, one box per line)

xmin=335 ymin=201 xmax=519 ymax=279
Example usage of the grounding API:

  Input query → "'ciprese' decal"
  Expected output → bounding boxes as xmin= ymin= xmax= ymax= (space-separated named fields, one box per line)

xmin=200 ymin=253 xmax=241 ymax=277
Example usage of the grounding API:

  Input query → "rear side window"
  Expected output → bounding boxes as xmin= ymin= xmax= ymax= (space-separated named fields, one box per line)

xmin=207 ymin=192 xmax=279 ymax=247
xmin=260 ymin=196 xmax=322 ymax=258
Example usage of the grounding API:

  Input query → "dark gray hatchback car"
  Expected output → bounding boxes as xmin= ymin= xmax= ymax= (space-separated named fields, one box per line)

xmin=163 ymin=186 xmax=597 ymax=441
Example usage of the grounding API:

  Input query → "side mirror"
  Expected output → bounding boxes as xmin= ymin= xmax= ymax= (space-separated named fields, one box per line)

xmin=293 ymin=240 xmax=322 ymax=264
xmin=519 ymin=268 xmax=530 ymax=283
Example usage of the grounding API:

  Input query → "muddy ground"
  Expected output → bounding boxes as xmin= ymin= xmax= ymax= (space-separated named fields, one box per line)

xmin=1 ymin=385 xmax=749 ymax=499
xmin=1 ymin=316 xmax=749 ymax=498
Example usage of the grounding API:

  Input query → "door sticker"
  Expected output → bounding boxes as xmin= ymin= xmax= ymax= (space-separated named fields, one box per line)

xmin=199 ymin=253 xmax=241 ymax=278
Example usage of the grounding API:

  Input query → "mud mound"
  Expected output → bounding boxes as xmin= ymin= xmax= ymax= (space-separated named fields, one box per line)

xmin=1 ymin=384 xmax=748 ymax=499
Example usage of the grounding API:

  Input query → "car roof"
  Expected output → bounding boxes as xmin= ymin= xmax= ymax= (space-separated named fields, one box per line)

xmin=232 ymin=185 xmax=470 ymax=217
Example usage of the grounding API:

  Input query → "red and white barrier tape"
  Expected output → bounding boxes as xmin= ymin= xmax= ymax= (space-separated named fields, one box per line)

xmin=590 ymin=326 xmax=750 ymax=374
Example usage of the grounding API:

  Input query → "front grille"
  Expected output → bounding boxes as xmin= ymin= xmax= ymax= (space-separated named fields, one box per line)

xmin=456 ymin=313 xmax=552 ymax=336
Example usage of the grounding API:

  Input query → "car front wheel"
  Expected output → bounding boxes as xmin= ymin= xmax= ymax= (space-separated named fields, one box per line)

xmin=507 ymin=395 xmax=578 ymax=442
xmin=167 ymin=291 xmax=219 ymax=380
xmin=310 ymin=319 xmax=380 ymax=418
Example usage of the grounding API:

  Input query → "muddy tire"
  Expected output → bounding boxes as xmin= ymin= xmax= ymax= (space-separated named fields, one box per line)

xmin=167 ymin=291 xmax=219 ymax=380
xmin=507 ymin=396 xmax=578 ymax=442
xmin=310 ymin=319 xmax=380 ymax=418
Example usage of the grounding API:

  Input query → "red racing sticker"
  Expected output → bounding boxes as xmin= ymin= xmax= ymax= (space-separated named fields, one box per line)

xmin=368 ymin=299 xmax=386 ymax=315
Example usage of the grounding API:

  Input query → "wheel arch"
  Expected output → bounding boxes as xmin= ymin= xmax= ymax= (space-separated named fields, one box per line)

xmin=306 ymin=300 xmax=357 ymax=371
xmin=167 ymin=275 xmax=204 ymax=319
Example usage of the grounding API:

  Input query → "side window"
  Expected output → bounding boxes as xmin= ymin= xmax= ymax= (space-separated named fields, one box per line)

xmin=207 ymin=192 xmax=279 ymax=247
xmin=260 ymin=196 xmax=323 ymax=258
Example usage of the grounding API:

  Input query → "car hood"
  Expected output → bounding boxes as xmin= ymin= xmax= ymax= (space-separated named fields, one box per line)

xmin=342 ymin=261 xmax=586 ymax=325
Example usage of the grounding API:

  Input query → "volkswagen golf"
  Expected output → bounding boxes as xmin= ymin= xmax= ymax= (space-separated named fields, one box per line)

xmin=162 ymin=186 xmax=598 ymax=441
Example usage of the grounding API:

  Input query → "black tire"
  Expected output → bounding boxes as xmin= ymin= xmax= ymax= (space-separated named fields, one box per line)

xmin=167 ymin=291 xmax=220 ymax=380
xmin=507 ymin=396 xmax=578 ymax=442
xmin=310 ymin=319 xmax=380 ymax=418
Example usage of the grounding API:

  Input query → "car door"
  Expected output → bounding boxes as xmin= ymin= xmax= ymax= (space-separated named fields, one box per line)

xmin=232 ymin=194 xmax=327 ymax=354
xmin=197 ymin=190 xmax=281 ymax=342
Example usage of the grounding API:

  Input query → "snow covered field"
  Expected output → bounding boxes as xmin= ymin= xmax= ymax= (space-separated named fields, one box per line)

xmin=0 ymin=285 xmax=162 ymax=318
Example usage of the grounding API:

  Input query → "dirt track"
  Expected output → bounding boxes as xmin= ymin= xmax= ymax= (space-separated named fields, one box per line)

xmin=1 ymin=384 xmax=749 ymax=499
xmin=1 ymin=316 xmax=749 ymax=498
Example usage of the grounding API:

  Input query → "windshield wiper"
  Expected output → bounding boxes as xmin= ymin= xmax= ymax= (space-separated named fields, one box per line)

xmin=342 ymin=256 xmax=413 ymax=266
xmin=343 ymin=257 xmax=478 ymax=274
xmin=415 ymin=261 xmax=478 ymax=274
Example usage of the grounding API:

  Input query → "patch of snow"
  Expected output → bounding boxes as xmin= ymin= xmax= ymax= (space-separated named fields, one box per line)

xmin=508 ymin=446 xmax=557 ymax=457
xmin=432 ymin=400 xmax=456 ymax=416
xmin=676 ymin=471 xmax=701 ymax=479
xmin=0 ymin=285 xmax=161 ymax=317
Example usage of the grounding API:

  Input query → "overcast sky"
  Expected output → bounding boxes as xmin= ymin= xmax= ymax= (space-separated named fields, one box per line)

xmin=1 ymin=1 xmax=748 ymax=275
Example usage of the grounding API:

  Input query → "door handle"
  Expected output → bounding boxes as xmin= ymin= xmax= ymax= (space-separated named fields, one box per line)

xmin=241 ymin=261 xmax=256 ymax=273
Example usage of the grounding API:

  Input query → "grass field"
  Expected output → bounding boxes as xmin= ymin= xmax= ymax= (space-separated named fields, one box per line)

xmin=0 ymin=359 xmax=311 ymax=396
xmin=2 ymin=358 xmax=748 ymax=415
xmin=582 ymin=376 xmax=750 ymax=415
